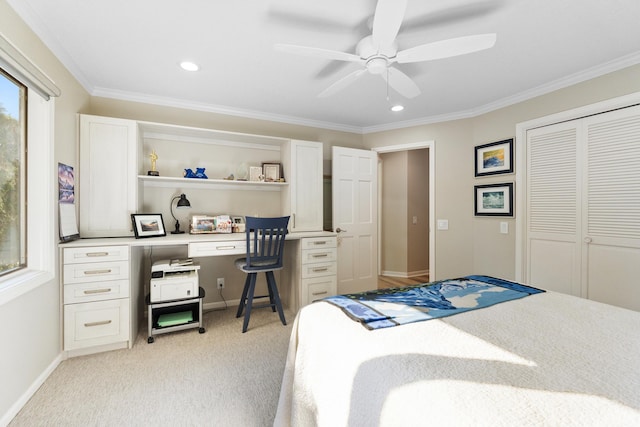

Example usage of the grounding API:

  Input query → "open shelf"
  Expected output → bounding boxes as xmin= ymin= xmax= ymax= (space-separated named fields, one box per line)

xmin=138 ymin=175 xmax=288 ymax=191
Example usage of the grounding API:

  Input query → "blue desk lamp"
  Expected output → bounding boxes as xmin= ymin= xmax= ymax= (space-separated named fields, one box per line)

xmin=170 ymin=193 xmax=191 ymax=234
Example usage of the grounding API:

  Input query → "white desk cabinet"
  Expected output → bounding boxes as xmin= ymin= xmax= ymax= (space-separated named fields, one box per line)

xmin=62 ymin=245 xmax=134 ymax=355
xmin=79 ymin=114 xmax=139 ymax=237
xmin=285 ymin=236 xmax=337 ymax=311
xmin=282 ymin=140 xmax=324 ymax=232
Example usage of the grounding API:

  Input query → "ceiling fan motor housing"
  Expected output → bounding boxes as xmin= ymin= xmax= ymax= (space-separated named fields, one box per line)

xmin=358 ymin=35 xmax=397 ymax=74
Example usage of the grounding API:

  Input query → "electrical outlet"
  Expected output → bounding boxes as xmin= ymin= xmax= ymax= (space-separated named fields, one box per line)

xmin=216 ymin=278 xmax=225 ymax=289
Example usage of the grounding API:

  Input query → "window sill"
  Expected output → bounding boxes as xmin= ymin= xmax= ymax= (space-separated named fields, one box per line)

xmin=0 ymin=269 xmax=55 ymax=306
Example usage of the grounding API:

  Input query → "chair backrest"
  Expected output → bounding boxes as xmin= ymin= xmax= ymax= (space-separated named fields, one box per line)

xmin=244 ymin=216 xmax=290 ymax=271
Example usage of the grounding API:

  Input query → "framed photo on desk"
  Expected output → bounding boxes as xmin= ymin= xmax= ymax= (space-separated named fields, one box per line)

xmin=131 ymin=214 xmax=166 ymax=238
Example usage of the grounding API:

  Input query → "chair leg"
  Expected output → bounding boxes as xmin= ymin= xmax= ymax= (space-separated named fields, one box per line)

xmin=265 ymin=272 xmax=276 ymax=312
xmin=242 ymin=273 xmax=258 ymax=333
xmin=236 ymin=274 xmax=252 ymax=318
xmin=266 ymin=271 xmax=287 ymax=326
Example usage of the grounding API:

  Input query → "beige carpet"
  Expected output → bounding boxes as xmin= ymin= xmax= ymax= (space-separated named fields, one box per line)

xmin=10 ymin=307 xmax=294 ymax=426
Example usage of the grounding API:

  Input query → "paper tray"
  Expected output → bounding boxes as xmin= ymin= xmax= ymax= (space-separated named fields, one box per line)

xmin=157 ymin=311 xmax=193 ymax=327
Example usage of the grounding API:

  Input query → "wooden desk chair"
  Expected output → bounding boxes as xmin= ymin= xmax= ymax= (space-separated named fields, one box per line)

xmin=235 ymin=216 xmax=289 ymax=333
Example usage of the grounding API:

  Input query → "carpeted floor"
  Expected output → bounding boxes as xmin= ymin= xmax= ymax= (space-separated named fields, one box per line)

xmin=9 ymin=307 xmax=294 ymax=427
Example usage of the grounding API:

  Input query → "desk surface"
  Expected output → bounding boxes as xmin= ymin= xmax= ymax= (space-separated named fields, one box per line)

xmin=60 ymin=230 xmax=336 ymax=248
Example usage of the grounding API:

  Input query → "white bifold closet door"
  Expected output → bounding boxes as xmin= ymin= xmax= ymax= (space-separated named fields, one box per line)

xmin=526 ymin=104 xmax=640 ymax=311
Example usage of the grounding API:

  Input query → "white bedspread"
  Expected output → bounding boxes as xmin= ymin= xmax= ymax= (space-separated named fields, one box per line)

xmin=275 ymin=291 xmax=640 ymax=426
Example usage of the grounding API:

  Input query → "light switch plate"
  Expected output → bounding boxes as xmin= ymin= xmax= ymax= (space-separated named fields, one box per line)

xmin=437 ymin=219 xmax=449 ymax=230
xmin=500 ymin=222 xmax=508 ymax=234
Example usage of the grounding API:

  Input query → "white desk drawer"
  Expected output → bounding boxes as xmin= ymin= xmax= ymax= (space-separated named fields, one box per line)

xmin=63 ymin=245 xmax=128 ymax=264
xmin=301 ymin=261 xmax=337 ymax=279
xmin=64 ymin=299 xmax=130 ymax=350
xmin=301 ymin=236 xmax=337 ymax=250
xmin=188 ymin=240 xmax=247 ymax=257
xmin=63 ymin=261 xmax=129 ymax=284
xmin=301 ymin=247 xmax=337 ymax=264
xmin=64 ymin=280 xmax=130 ymax=304
xmin=303 ymin=276 xmax=337 ymax=305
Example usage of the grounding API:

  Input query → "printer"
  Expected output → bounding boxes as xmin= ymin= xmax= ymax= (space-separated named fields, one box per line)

xmin=150 ymin=259 xmax=200 ymax=302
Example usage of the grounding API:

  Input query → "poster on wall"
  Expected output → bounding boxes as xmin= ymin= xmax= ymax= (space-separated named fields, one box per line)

xmin=58 ymin=162 xmax=80 ymax=242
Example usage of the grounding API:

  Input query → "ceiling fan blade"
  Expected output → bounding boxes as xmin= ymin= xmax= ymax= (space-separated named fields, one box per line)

xmin=274 ymin=44 xmax=362 ymax=63
xmin=396 ymin=33 xmax=497 ymax=64
xmin=372 ymin=0 xmax=407 ymax=50
xmin=318 ymin=69 xmax=367 ymax=98
xmin=381 ymin=67 xmax=421 ymax=98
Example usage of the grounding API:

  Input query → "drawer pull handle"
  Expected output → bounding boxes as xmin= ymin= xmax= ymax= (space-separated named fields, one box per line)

xmin=85 ymin=252 xmax=109 ymax=257
xmin=83 ymin=269 xmax=112 ymax=275
xmin=312 ymin=291 xmax=328 ymax=297
xmin=216 ymin=246 xmax=238 ymax=250
xmin=312 ymin=267 xmax=329 ymax=273
xmin=83 ymin=288 xmax=112 ymax=295
xmin=84 ymin=320 xmax=112 ymax=327
xmin=311 ymin=253 xmax=329 ymax=258
xmin=312 ymin=241 xmax=327 ymax=245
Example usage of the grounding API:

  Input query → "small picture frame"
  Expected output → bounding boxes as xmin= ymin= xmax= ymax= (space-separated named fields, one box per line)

xmin=262 ymin=163 xmax=282 ymax=182
xmin=249 ymin=166 xmax=263 ymax=182
xmin=475 ymin=138 xmax=514 ymax=177
xmin=131 ymin=214 xmax=166 ymax=238
xmin=474 ymin=183 xmax=514 ymax=216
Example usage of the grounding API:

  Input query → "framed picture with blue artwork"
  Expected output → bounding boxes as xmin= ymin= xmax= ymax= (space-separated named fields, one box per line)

xmin=474 ymin=138 xmax=514 ymax=177
xmin=474 ymin=183 xmax=514 ymax=216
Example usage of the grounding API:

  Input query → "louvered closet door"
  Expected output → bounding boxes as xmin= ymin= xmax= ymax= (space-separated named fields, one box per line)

xmin=526 ymin=121 xmax=582 ymax=296
xmin=582 ymin=106 xmax=640 ymax=311
xmin=526 ymin=105 xmax=640 ymax=311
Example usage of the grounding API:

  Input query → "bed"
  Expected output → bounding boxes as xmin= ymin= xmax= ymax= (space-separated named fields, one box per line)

xmin=274 ymin=276 xmax=640 ymax=426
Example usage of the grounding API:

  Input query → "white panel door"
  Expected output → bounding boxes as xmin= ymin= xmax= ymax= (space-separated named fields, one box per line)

xmin=332 ymin=147 xmax=377 ymax=294
xmin=582 ymin=107 xmax=640 ymax=310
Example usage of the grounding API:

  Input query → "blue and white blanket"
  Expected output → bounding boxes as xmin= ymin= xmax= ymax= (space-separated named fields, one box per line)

xmin=321 ymin=275 xmax=544 ymax=330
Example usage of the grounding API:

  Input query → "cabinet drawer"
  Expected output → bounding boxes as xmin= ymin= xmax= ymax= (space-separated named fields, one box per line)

xmin=64 ymin=280 xmax=130 ymax=304
xmin=301 ymin=261 xmax=337 ymax=279
xmin=63 ymin=245 xmax=129 ymax=264
xmin=301 ymin=236 xmax=337 ymax=250
xmin=303 ymin=276 xmax=337 ymax=305
xmin=64 ymin=299 xmax=130 ymax=351
xmin=188 ymin=240 xmax=247 ymax=257
xmin=63 ymin=261 xmax=129 ymax=284
xmin=301 ymin=247 xmax=337 ymax=264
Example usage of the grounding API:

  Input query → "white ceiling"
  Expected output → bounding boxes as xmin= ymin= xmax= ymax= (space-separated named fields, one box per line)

xmin=9 ymin=0 xmax=640 ymax=133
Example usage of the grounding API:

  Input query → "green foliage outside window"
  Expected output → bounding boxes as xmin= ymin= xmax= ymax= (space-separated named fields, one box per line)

xmin=0 ymin=71 xmax=25 ymax=275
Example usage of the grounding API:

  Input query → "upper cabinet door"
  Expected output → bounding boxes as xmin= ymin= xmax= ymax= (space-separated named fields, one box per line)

xmin=287 ymin=140 xmax=323 ymax=232
xmin=79 ymin=114 xmax=138 ymax=237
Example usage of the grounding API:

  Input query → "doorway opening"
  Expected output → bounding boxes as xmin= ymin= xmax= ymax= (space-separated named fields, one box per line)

xmin=373 ymin=141 xmax=435 ymax=288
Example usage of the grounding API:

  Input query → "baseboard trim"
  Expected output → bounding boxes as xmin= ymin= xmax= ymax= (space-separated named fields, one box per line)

xmin=381 ymin=270 xmax=429 ymax=278
xmin=2 ymin=353 xmax=63 ymax=427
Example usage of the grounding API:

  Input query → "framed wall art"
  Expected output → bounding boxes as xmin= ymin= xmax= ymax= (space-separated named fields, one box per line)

xmin=131 ymin=213 xmax=166 ymax=238
xmin=474 ymin=183 xmax=514 ymax=216
xmin=475 ymin=138 xmax=514 ymax=177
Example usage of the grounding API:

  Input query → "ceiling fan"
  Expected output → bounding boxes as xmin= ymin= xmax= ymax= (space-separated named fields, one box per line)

xmin=274 ymin=0 xmax=497 ymax=98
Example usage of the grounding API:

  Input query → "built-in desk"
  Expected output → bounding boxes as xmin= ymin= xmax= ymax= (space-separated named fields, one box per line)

xmin=59 ymin=231 xmax=336 ymax=356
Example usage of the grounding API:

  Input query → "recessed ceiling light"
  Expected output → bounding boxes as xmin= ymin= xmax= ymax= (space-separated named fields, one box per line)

xmin=390 ymin=105 xmax=404 ymax=112
xmin=180 ymin=61 xmax=199 ymax=71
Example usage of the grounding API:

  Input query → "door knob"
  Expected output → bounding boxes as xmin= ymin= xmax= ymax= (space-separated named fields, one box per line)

xmin=584 ymin=237 xmax=592 ymax=243
xmin=336 ymin=227 xmax=347 ymax=233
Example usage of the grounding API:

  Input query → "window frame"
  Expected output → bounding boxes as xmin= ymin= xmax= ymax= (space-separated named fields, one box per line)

xmin=0 ymin=87 xmax=55 ymax=305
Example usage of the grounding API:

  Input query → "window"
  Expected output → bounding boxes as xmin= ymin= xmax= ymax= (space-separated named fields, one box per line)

xmin=0 ymin=69 xmax=27 ymax=277
xmin=0 ymin=33 xmax=58 ymax=304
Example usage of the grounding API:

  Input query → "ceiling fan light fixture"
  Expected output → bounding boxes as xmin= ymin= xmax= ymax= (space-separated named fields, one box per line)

xmin=391 ymin=105 xmax=404 ymax=112
xmin=180 ymin=61 xmax=199 ymax=71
